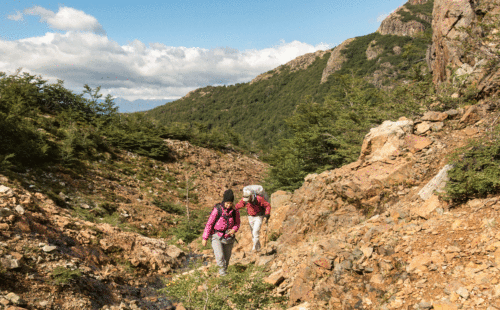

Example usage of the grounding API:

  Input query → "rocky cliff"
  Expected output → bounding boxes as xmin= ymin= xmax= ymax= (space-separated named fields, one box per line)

xmin=250 ymin=50 xmax=329 ymax=84
xmin=320 ymin=38 xmax=355 ymax=83
xmin=428 ymin=0 xmax=500 ymax=98
xmin=377 ymin=0 xmax=432 ymax=37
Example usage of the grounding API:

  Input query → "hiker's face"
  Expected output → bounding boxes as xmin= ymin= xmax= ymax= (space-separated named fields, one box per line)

xmin=224 ymin=201 xmax=234 ymax=209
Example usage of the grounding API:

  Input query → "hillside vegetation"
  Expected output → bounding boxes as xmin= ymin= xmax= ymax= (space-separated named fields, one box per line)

xmin=142 ymin=0 xmax=435 ymax=192
xmin=143 ymin=1 xmax=434 ymax=154
xmin=2 ymin=0 xmax=500 ymax=309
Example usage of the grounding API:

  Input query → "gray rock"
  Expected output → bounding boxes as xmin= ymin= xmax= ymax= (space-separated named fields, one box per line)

xmin=0 ymin=185 xmax=12 ymax=195
xmin=14 ymin=205 xmax=25 ymax=215
xmin=352 ymin=248 xmax=364 ymax=260
xmin=0 ymin=256 xmax=21 ymax=269
xmin=59 ymin=192 xmax=69 ymax=201
xmin=256 ymin=255 xmax=275 ymax=267
xmin=431 ymin=122 xmax=444 ymax=132
xmin=42 ymin=245 xmax=58 ymax=253
xmin=6 ymin=292 xmax=26 ymax=305
xmin=418 ymin=164 xmax=454 ymax=201
xmin=445 ymin=109 xmax=460 ymax=118
xmin=456 ymin=287 xmax=469 ymax=299
xmin=334 ymin=259 xmax=353 ymax=273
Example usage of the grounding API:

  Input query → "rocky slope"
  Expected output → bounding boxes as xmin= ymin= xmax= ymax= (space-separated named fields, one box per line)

xmin=377 ymin=0 xmax=432 ymax=37
xmin=227 ymin=100 xmax=500 ymax=309
xmin=0 ymin=140 xmax=267 ymax=310
xmin=222 ymin=1 xmax=500 ymax=308
xmin=2 ymin=0 xmax=499 ymax=309
xmin=251 ymin=50 xmax=329 ymax=84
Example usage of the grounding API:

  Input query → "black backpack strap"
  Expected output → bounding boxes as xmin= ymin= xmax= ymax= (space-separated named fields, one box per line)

xmin=212 ymin=204 xmax=223 ymax=231
xmin=231 ymin=210 xmax=237 ymax=225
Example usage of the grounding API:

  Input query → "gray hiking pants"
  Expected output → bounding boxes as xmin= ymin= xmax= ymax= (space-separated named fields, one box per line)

xmin=211 ymin=234 xmax=234 ymax=275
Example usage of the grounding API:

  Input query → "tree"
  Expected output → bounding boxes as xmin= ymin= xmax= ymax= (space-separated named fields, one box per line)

xmin=265 ymin=74 xmax=387 ymax=192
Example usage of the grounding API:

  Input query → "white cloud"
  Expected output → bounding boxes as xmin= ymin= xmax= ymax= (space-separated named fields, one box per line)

xmin=7 ymin=11 xmax=24 ymax=21
xmin=2 ymin=6 xmax=331 ymax=101
xmin=20 ymin=6 xmax=105 ymax=34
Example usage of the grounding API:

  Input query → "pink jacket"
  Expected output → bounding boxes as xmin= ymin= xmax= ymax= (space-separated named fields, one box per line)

xmin=202 ymin=205 xmax=241 ymax=240
xmin=235 ymin=195 xmax=271 ymax=216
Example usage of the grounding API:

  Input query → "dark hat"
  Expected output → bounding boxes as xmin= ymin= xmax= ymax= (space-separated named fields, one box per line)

xmin=222 ymin=189 xmax=234 ymax=203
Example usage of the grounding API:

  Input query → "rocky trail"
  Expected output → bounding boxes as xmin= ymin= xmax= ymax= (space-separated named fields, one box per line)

xmin=229 ymin=101 xmax=500 ymax=310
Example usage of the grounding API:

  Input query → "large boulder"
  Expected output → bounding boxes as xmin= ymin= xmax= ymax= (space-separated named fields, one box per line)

xmin=418 ymin=164 xmax=454 ymax=201
xmin=98 ymin=224 xmax=185 ymax=273
xmin=359 ymin=118 xmax=414 ymax=163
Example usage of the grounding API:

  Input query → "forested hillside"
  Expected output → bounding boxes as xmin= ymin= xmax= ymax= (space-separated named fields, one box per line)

xmin=143 ymin=0 xmax=434 ymax=153
xmin=143 ymin=0 xmax=436 ymax=191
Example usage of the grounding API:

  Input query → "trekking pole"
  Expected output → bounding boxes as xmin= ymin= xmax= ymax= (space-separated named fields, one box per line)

xmin=263 ymin=218 xmax=269 ymax=253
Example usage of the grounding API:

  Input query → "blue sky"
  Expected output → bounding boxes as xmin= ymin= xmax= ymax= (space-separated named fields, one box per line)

xmin=1 ymin=0 xmax=405 ymax=107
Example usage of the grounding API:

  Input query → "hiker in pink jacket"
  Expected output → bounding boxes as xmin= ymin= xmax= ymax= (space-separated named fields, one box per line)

xmin=202 ymin=189 xmax=241 ymax=276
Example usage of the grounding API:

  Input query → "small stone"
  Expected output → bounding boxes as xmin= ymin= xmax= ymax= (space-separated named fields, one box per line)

xmin=14 ymin=205 xmax=24 ymax=215
xmin=456 ymin=287 xmax=469 ymax=299
xmin=416 ymin=122 xmax=432 ymax=135
xmin=175 ymin=303 xmax=187 ymax=310
xmin=0 ymin=223 xmax=9 ymax=231
xmin=0 ymin=185 xmax=12 ymax=195
xmin=370 ymin=274 xmax=384 ymax=284
xmin=81 ymin=204 xmax=91 ymax=209
xmin=422 ymin=111 xmax=448 ymax=122
xmin=431 ymin=122 xmax=445 ymax=132
xmin=263 ymin=269 xmax=285 ymax=286
xmin=5 ymin=292 xmax=25 ymax=305
xmin=0 ymin=256 xmax=21 ymax=269
xmin=361 ymin=246 xmax=374 ymax=258
xmin=39 ymin=301 xmax=49 ymax=307
xmin=445 ymin=109 xmax=460 ymax=118
xmin=418 ymin=301 xmax=432 ymax=309
xmin=42 ymin=245 xmax=57 ymax=253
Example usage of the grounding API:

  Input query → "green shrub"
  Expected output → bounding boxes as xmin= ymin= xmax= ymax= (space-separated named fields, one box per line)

xmin=268 ymin=231 xmax=281 ymax=242
xmin=51 ymin=266 xmax=82 ymax=285
xmin=444 ymin=125 xmax=500 ymax=202
xmin=159 ymin=264 xmax=286 ymax=309
xmin=164 ymin=208 xmax=207 ymax=243
xmin=153 ymin=199 xmax=185 ymax=215
xmin=264 ymin=74 xmax=388 ymax=192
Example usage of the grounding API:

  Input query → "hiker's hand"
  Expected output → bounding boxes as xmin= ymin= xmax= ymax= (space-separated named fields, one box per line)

xmin=227 ymin=229 xmax=235 ymax=236
xmin=202 ymin=239 xmax=207 ymax=247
